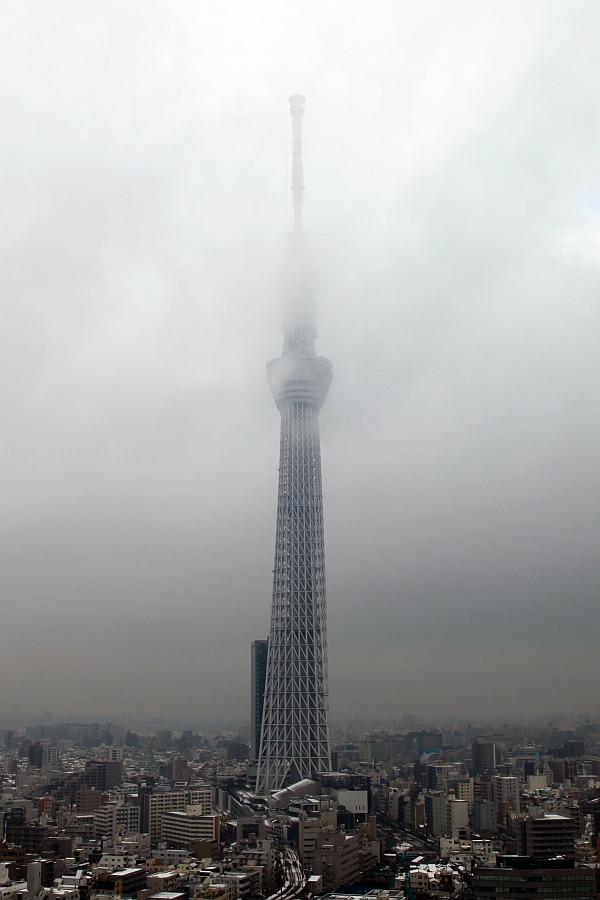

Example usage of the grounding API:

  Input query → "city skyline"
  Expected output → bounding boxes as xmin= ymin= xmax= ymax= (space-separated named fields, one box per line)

xmin=1 ymin=2 xmax=599 ymax=722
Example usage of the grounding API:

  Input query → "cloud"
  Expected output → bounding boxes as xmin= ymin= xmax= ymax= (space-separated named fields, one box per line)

xmin=1 ymin=0 xmax=599 ymax=724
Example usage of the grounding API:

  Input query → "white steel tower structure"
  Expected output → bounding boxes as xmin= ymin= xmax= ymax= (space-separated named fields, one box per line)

xmin=255 ymin=96 xmax=332 ymax=795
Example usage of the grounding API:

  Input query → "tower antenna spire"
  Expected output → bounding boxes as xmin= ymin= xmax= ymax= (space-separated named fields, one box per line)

xmin=256 ymin=97 xmax=333 ymax=795
xmin=289 ymin=95 xmax=305 ymax=231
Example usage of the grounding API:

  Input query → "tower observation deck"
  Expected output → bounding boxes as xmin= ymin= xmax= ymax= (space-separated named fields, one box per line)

xmin=255 ymin=96 xmax=332 ymax=795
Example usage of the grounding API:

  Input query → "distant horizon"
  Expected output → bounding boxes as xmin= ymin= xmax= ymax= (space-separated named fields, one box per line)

xmin=2 ymin=710 xmax=598 ymax=735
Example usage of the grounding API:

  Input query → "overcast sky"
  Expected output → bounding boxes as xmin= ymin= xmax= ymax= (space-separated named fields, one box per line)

xmin=1 ymin=1 xmax=599 ymax=727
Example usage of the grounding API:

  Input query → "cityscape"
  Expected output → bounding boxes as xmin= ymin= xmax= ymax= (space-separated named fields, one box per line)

xmin=2 ymin=3 xmax=600 ymax=900
xmin=1 ymin=715 xmax=600 ymax=899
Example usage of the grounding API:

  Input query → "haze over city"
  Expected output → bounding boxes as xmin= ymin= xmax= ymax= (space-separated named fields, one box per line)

xmin=1 ymin=1 xmax=599 ymax=724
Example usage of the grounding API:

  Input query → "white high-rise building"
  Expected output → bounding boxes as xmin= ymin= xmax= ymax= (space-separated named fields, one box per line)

xmin=492 ymin=775 xmax=520 ymax=813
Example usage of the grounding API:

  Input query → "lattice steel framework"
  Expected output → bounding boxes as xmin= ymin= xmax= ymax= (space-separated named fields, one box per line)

xmin=255 ymin=96 xmax=332 ymax=794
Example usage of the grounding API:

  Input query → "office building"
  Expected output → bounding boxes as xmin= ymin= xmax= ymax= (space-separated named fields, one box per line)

xmin=161 ymin=810 xmax=220 ymax=847
xmin=519 ymin=812 xmax=578 ymax=859
xmin=140 ymin=787 xmax=212 ymax=843
xmin=472 ymin=738 xmax=497 ymax=775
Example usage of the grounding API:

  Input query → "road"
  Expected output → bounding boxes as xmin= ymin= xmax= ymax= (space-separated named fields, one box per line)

xmin=377 ymin=814 xmax=438 ymax=854
xmin=265 ymin=846 xmax=306 ymax=900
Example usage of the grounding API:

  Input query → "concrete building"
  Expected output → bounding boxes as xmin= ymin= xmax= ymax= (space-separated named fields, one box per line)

xmin=147 ymin=872 xmax=182 ymax=894
xmin=424 ymin=793 xmax=447 ymax=838
xmin=75 ymin=789 xmax=106 ymax=813
xmin=94 ymin=802 xmax=140 ymax=840
xmin=237 ymin=842 xmax=278 ymax=892
xmin=28 ymin=743 xmax=44 ymax=768
xmin=313 ymin=832 xmax=360 ymax=891
xmin=446 ymin=797 xmax=469 ymax=838
xmin=43 ymin=747 xmax=60 ymax=766
xmin=149 ymin=893 xmax=185 ymax=900
xmin=453 ymin=778 xmax=474 ymax=802
xmin=299 ymin=817 xmax=331 ymax=870
xmin=492 ymin=775 xmax=520 ymax=813
xmin=84 ymin=760 xmax=123 ymax=792
xmin=426 ymin=764 xmax=453 ymax=791
xmin=105 ymin=747 xmax=124 ymax=763
xmin=473 ymin=798 xmax=498 ymax=834
xmin=472 ymin=739 xmax=496 ymax=775
xmin=471 ymin=856 xmax=595 ymax=899
xmin=141 ymin=788 xmax=212 ymax=843
xmin=161 ymin=810 xmax=220 ymax=848
xmin=336 ymin=790 xmax=368 ymax=823
xmin=222 ymin=870 xmax=261 ymax=900
xmin=191 ymin=884 xmax=232 ymax=900
xmin=519 ymin=813 xmax=578 ymax=860
xmin=109 ymin=867 xmax=147 ymax=896
xmin=527 ymin=773 xmax=548 ymax=792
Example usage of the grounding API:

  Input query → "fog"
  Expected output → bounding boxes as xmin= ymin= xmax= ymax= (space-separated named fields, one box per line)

xmin=1 ymin=1 xmax=599 ymax=724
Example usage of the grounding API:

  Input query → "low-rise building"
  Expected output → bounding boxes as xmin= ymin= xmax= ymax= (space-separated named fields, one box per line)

xmin=162 ymin=810 xmax=219 ymax=848
xmin=471 ymin=856 xmax=595 ymax=900
xmin=147 ymin=872 xmax=182 ymax=894
xmin=313 ymin=832 xmax=360 ymax=891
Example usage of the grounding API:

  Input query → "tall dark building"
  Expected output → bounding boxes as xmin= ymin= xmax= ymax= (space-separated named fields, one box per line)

xmin=472 ymin=738 xmax=497 ymax=775
xmin=251 ymin=639 xmax=268 ymax=761
xmin=518 ymin=813 xmax=577 ymax=859
xmin=83 ymin=759 xmax=122 ymax=791
xmin=255 ymin=96 xmax=332 ymax=794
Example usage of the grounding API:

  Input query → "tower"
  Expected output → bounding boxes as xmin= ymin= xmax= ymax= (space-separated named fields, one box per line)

xmin=255 ymin=96 xmax=332 ymax=794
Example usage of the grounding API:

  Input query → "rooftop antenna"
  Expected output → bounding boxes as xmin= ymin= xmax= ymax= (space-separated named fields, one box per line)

xmin=289 ymin=95 xmax=305 ymax=231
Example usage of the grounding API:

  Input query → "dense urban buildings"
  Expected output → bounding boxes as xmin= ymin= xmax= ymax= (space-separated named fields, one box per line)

xmin=255 ymin=97 xmax=332 ymax=795
xmin=1 ymin=715 xmax=600 ymax=900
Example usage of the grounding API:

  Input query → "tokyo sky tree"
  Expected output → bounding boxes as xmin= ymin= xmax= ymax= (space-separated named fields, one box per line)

xmin=255 ymin=96 xmax=332 ymax=795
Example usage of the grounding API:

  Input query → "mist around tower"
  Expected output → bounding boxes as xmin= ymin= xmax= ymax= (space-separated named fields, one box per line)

xmin=1 ymin=0 xmax=599 ymax=730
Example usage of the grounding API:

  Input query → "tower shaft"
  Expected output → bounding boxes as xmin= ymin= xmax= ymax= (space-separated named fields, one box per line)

xmin=255 ymin=97 xmax=332 ymax=795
